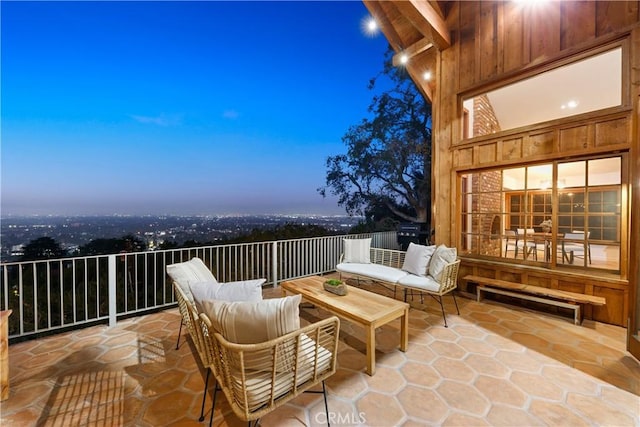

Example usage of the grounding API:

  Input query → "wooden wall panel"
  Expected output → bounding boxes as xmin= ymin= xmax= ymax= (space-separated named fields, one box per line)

xmin=593 ymin=286 xmax=626 ymax=325
xmin=560 ymin=1 xmax=596 ymax=50
xmin=596 ymin=1 xmax=640 ymax=35
xmin=559 ymin=125 xmax=590 ymax=151
xmin=529 ymin=1 xmax=562 ymax=62
xmin=458 ymin=1 xmax=477 ymax=90
xmin=558 ymin=280 xmax=586 ymax=294
xmin=595 ymin=117 xmax=631 ymax=146
xmin=526 ymin=132 xmax=555 ymax=157
xmin=502 ymin=138 xmax=523 ymax=161
xmin=455 ymin=148 xmax=473 ymax=167
xmin=479 ymin=1 xmax=498 ymax=81
xmin=502 ymin=2 xmax=527 ymax=72
xmin=477 ymin=143 xmax=497 ymax=164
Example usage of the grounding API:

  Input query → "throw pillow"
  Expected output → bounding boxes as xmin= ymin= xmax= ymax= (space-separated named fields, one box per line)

xmin=401 ymin=243 xmax=436 ymax=276
xmin=190 ymin=279 xmax=265 ymax=312
xmin=167 ymin=257 xmax=217 ymax=285
xmin=202 ymin=294 xmax=302 ymax=344
xmin=343 ymin=238 xmax=372 ymax=263
xmin=167 ymin=258 xmax=217 ymax=306
xmin=428 ymin=245 xmax=458 ymax=281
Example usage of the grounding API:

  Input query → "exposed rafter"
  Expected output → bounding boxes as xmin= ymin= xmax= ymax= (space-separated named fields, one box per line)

xmin=392 ymin=37 xmax=434 ymax=67
xmin=363 ymin=1 xmax=405 ymax=51
xmin=400 ymin=0 xmax=451 ymax=49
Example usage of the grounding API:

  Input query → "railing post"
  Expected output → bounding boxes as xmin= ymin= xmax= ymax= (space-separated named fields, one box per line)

xmin=108 ymin=255 xmax=117 ymax=327
xmin=272 ymin=241 xmax=278 ymax=288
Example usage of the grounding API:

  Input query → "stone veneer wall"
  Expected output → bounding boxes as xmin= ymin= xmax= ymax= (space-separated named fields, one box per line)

xmin=473 ymin=95 xmax=501 ymax=137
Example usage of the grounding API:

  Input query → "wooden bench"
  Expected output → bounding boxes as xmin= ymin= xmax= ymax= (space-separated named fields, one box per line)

xmin=463 ymin=275 xmax=606 ymax=325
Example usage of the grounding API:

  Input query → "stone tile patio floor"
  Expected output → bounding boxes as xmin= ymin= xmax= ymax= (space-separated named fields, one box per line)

xmin=2 ymin=282 xmax=640 ymax=426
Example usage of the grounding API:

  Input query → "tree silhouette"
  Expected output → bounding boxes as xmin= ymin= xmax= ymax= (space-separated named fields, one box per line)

xmin=319 ymin=48 xmax=432 ymax=226
xmin=21 ymin=237 xmax=67 ymax=261
xmin=79 ymin=234 xmax=147 ymax=256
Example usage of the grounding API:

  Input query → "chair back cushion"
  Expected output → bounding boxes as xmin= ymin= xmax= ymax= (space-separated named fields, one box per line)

xmin=428 ymin=245 xmax=458 ymax=281
xmin=401 ymin=243 xmax=436 ymax=277
xmin=167 ymin=257 xmax=217 ymax=305
xmin=342 ymin=238 xmax=372 ymax=263
xmin=202 ymin=294 xmax=302 ymax=344
xmin=190 ymin=279 xmax=265 ymax=312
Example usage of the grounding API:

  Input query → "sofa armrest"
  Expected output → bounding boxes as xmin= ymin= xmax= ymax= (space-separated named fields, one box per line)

xmin=438 ymin=260 xmax=461 ymax=294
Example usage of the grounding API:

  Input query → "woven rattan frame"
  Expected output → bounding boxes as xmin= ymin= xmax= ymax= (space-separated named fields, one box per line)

xmin=198 ymin=312 xmax=340 ymax=424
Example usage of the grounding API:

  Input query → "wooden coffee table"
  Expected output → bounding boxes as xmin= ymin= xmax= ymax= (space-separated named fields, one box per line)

xmin=281 ymin=275 xmax=409 ymax=376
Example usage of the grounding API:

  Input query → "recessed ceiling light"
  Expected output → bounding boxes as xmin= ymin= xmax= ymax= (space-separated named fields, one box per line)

xmin=561 ymin=100 xmax=579 ymax=109
xmin=423 ymin=71 xmax=432 ymax=81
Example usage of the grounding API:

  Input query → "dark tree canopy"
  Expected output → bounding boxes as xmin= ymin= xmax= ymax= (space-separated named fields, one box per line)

xmin=79 ymin=234 xmax=147 ymax=256
xmin=319 ymin=48 xmax=432 ymax=226
xmin=21 ymin=237 xmax=67 ymax=261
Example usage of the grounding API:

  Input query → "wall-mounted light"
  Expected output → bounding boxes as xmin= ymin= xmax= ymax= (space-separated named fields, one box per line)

xmin=361 ymin=16 xmax=379 ymax=37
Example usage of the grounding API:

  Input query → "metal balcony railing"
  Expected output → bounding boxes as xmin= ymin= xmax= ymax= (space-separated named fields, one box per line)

xmin=0 ymin=231 xmax=398 ymax=341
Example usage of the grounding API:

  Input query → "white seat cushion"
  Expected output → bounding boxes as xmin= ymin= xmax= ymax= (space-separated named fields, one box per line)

xmin=397 ymin=274 xmax=441 ymax=292
xmin=337 ymin=262 xmax=408 ymax=283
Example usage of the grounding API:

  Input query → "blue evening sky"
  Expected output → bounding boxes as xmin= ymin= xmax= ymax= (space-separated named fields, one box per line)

xmin=1 ymin=1 xmax=390 ymax=216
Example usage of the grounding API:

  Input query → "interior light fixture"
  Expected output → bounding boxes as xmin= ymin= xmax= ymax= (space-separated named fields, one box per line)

xmin=423 ymin=71 xmax=432 ymax=81
xmin=399 ymin=53 xmax=409 ymax=65
xmin=561 ymin=100 xmax=579 ymax=109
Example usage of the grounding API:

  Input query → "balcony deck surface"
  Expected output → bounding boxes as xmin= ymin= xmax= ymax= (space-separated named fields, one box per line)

xmin=3 ymin=279 xmax=640 ymax=426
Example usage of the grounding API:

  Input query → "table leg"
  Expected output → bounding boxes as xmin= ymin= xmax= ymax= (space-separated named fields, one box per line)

xmin=366 ymin=325 xmax=375 ymax=376
xmin=400 ymin=308 xmax=409 ymax=352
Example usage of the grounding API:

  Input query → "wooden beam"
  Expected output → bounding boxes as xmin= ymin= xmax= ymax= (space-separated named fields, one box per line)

xmin=406 ymin=65 xmax=433 ymax=102
xmin=403 ymin=0 xmax=451 ymax=49
xmin=392 ymin=37 xmax=434 ymax=66
xmin=363 ymin=1 xmax=404 ymax=51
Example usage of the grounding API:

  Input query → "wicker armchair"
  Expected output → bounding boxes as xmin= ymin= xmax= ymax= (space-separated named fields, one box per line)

xmin=198 ymin=312 xmax=340 ymax=427
xmin=173 ymin=282 xmax=215 ymax=422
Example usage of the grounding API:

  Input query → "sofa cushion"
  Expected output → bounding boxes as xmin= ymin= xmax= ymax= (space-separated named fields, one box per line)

xmin=428 ymin=245 xmax=458 ymax=281
xmin=337 ymin=262 xmax=408 ymax=283
xmin=202 ymin=294 xmax=302 ymax=344
xmin=189 ymin=278 xmax=265 ymax=312
xmin=342 ymin=238 xmax=371 ymax=264
xmin=401 ymin=243 xmax=436 ymax=277
xmin=398 ymin=274 xmax=441 ymax=293
xmin=167 ymin=257 xmax=217 ymax=305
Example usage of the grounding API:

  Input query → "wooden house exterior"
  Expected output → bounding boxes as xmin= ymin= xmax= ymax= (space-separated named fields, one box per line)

xmin=364 ymin=0 xmax=640 ymax=356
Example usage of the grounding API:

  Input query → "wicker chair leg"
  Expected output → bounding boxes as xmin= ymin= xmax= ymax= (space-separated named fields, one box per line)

xmin=452 ymin=292 xmax=460 ymax=315
xmin=322 ymin=381 xmax=330 ymax=427
xmin=175 ymin=320 xmax=183 ymax=350
xmin=439 ymin=296 xmax=448 ymax=328
xmin=208 ymin=381 xmax=219 ymax=427
xmin=198 ymin=369 xmax=210 ymax=421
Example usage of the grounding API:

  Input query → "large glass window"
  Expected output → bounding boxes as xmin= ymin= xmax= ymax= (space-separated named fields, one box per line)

xmin=460 ymin=156 xmax=623 ymax=272
xmin=462 ymin=47 xmax=622 ymax=139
